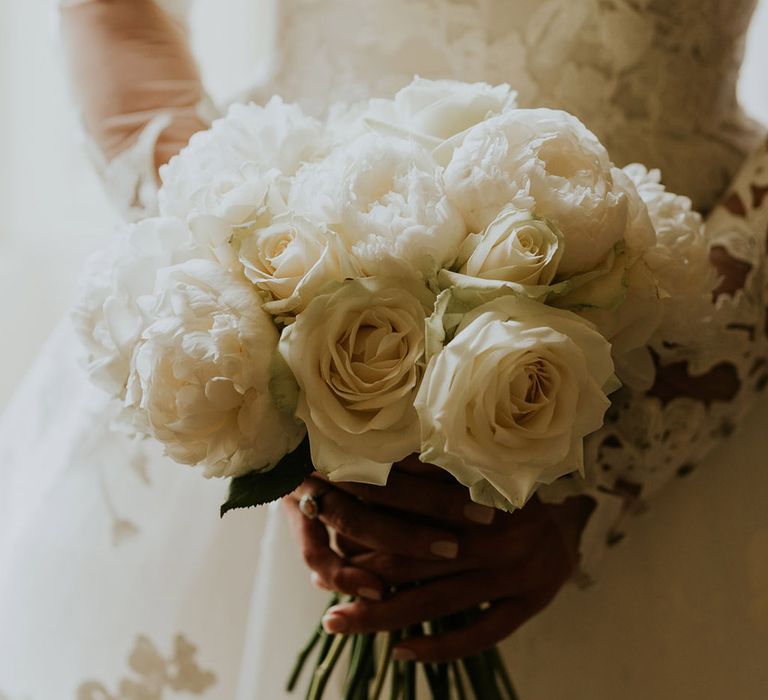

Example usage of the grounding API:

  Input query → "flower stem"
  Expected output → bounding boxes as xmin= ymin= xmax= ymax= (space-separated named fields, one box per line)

xmin=306 ymin=632 xmax=350 ymax=700
xmin=488 ymin=647 xmax=519 ymax=700
xmin=450 ymin=661 xmax=468 ymax=700
xmin=403 ymin=661 xmax=416 ymax=700
xmin=370 ymin=632 xmax=395 ymax=700
xmin=287 ymin=595 xmax=339 ymax=693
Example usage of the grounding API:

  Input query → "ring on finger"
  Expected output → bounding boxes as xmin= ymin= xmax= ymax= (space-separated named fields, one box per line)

xmin=299 ymin=487 xmax=330 ymax=520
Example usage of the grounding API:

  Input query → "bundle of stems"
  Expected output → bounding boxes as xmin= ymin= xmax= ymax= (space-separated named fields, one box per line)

xmin=287 ymin=596 xmax=519 ymax=700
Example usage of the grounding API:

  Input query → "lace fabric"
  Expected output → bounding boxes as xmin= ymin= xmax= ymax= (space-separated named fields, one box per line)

xmin=258 ymin=0 xmax=765 ymax=212
xmin=572 ymin=138 xmax=768 ymax=577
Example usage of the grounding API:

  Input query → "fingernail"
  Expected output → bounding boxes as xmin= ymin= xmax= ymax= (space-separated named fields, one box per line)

xmin=393 ymin=647 xmax=417 ymax=661
xmin=464 ymin=502 xmax=495 ymax=525
xmin=430 ymin=539 xmax=459 ymax=559
xmin=322 ymin=611 xmax=348 ymax=634
xmin=357 ymin=587 xmax=382 ymax=601
xmin=310 ymin=572 xmax=328 ymax=590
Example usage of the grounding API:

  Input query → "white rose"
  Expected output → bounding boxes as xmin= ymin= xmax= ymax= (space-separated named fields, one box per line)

xmin=444 ymin=109 xmax=630 ymax=276
xmin=159 ymin=98 xmax=322 ymax=223
xmin=125 ymin=260 xmax=305 ymax=477
xmin=290 ymin=133 xmax=466 ymax=279
xmin=416 ymin=293 xmax=617 ymax=509
xmin=72 ymin=217 xmax=207 ymax=397
xmin=457 ymin=207 xmax=564 ymax=286
xmin=364 ymin=77 xmax=517 ymax=151
xmin=234 ymin=214 xmax=360 ymax=315
xmin=279 ymin=277 xmax=434 ymax=483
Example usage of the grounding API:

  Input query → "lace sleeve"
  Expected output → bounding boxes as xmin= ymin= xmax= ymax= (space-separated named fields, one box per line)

xmin=546 ymin=139 xmax=768 ymax=583
xmin=59 ymin=0 xmax=216 ymax=219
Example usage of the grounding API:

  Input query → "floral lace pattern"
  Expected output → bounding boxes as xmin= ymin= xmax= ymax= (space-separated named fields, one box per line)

xmin=565 ymin=137 xmax=768 ymax=578
xmin=254 ymin=0 xmax=766 ymax=211
xmin=76 ymin=635 xmax=217 ymax=700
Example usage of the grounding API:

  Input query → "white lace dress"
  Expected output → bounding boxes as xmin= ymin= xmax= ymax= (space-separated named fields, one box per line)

xmin=2 ymin=1 xmax=768 ymax=698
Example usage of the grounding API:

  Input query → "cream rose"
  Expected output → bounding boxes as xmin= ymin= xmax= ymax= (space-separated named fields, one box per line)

xmin=290 ymin=133 xmax=466 ymax=279
xmin=416 ymin=293 xmax=617 ymax=510
xmin=457 ymin=207 xmax=564 ymax=286
xmin=364 ymin=77 xmax=517 ymax=149
xmin=234 ymin=214 xmax=359 ymax=315
xmin=279 ymin=277 xmax=434 ymax=483
xmin=125 ymin=260 xmax=305 ymax=477
xmin=444 ymin=109 xmax=631 ymax=276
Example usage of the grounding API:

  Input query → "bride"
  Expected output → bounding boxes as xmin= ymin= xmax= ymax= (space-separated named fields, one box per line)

xmin=1 ymin=0 xmax=767 ymax=698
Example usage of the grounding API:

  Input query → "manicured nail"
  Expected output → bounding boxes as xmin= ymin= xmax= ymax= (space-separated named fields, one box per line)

xmin=322 ymin=611 xmax=348 ymax=634
xmin=310 ymin=572 xmax=328 ymax=590
xmin=393 ymin=647 xmax=417 ymax=661
xmin=430 ymin=539 xmax=459 ymax=559
xmin=464 ymin=502 xmax=495 ymax=525
xmin=358 ymin=587 xmax=382 ymax=601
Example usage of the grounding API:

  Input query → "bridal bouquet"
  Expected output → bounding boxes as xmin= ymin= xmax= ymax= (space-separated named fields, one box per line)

xmin=75 ymin=77 xmax=710 ymax=698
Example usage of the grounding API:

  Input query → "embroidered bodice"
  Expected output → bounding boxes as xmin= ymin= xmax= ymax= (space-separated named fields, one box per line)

xmin=253 ymin=0 xmax=765 ymax=211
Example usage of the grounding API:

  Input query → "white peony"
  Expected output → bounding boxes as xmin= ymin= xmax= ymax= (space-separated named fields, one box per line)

xmin=125 ymin=259 xmax=305 ymax=478
xmin=416 ymin=293 xmax=617 ymax=510
xmin=159 ymin=98 xmax=322 ymax=223
xmin=72 ymin=217 xmax=207 ymax=397
xmin=444 ymin=109 xmax=632 ymax=276
xmin=456 ymin=207 xmax=564 ymax=287
xmin=364 ymin=77 xmax=517 ymax=151
xmin=290 ymin=133 xmax=466 ymax=279
xmin=623 ymin=163 xmax=714 ymax=299
xmin=234 ymin=214 xmax=360 ymax=315
xmin=279 ymin=277 xmax=434 ymax=484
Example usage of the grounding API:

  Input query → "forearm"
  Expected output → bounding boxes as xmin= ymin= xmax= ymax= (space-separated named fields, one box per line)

xmin=59 ymin=0 xmax=209 ymax=170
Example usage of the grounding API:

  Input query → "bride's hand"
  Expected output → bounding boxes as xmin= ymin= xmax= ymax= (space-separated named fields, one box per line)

xmin=284 ymin=458 xmax=594 ymax=662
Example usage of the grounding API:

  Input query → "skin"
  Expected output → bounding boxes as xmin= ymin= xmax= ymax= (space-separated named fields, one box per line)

xmin=283 ymin=457 xmax=595 ymax=663
xmin=60 ymin=0 xmax=208 ymax=170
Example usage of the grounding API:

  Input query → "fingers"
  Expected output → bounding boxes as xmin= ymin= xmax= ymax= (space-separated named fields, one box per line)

xmin=392 ymin=599 xmax=538 ymax=663
xmin=394 ymin=454 xmax=456 ymax=480
xmin=281 ymin=498 xmax=385 ymax=601
xmin=349 ymin=550 xmax=477 ymax=586
xmin=291 ymin=479 xmax=461 ymax=562
xmin=329 ymin=470 xmax=496 ymax=528
xmin=321 ymin=570 xmax=513 ymax=635
xmin=323 ymin=532 xmax=573 ymax=636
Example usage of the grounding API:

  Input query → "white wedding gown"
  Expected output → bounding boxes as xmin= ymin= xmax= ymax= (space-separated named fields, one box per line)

xmin=2 ymin=1 xmax=768 ymax=698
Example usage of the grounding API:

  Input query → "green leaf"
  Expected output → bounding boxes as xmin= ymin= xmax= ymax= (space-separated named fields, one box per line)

xmin=220 ymin=438 xmax=313 ymax=516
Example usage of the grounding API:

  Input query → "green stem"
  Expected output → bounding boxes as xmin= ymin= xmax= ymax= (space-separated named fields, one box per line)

xmin=461 ymin=654 xmax=503 ymax=700
xmin=370 ymin=632 xmax=395 ymax=700
xmin=488 ymin=647 xmax=519 ymax=700
xmin=450 ymin=661 xmax=467 ymax=700
xmin=288 ymin=595 xmax=339 ymax=693
xmin=403 ymin=661 xmax=416 ymax=700
xmin=343 ymin=635 xmax=373 ymax=699
xmin=306 ymin=632 xmax=350 ymax=700
xmin=388 ymin=634 xmax=404 ymax=700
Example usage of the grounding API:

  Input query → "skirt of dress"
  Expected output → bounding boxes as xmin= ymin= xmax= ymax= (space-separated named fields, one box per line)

xmin=1 ymin=319 xmax=768 ymax=700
